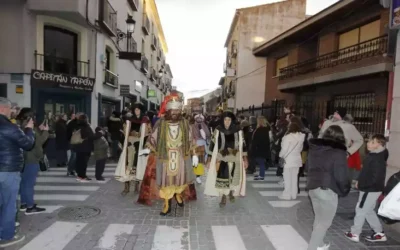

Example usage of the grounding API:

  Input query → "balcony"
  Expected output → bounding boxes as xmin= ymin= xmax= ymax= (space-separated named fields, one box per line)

xmin=34 ymin=51 xmax=90 ymax=77
xmin=142 ymin=13 xmax=150 ymax=36
xmin=151 ymin=35 xmax=158 ymax=51
xmin=99 ymin=0 xmax=117 ymax=37
xmin=127 ymin=0 xmax=139 ymax=11
xmin=141 ymin=57 xmax=149 ymax=73
xmin=279 ymin=36 xmax=389 ymax=82
xmin=149 ymin=68 xmax=156 ymax=81
xmin=157 ymin=49 xmax=162 ymax=61
xmin=104 ymin=69 xmax=119 ymax=88
xmin=231 ymin=41 xmax=238 ymax=58
xmin=128 ymin=38 xmax=137 ymax=53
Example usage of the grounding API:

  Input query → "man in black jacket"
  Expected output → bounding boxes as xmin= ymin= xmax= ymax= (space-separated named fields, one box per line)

xmin=345 ymin=134 xmax=388 ymax=243
xmin=0 ymin=98 xmax=35 ymax=248
xmin=66 ymin=112 xmax=82 ymax=176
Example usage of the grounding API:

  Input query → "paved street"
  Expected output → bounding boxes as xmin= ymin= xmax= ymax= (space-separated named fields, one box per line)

xmin=4 ymin=165 xmax=400 ymax=250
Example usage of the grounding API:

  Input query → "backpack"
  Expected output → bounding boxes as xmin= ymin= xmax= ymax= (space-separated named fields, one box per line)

xmin=70 ymin=129 xmax=84 ymax=145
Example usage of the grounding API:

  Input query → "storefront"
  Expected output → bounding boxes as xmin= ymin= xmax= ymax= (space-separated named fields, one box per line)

xmin=30 ymin=70 xmax=94 ymax=123
xmin=98 ymin=94 xmax=121 ymax=127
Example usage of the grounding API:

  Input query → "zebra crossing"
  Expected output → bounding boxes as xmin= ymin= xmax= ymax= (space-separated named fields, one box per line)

xmin=19 ymin=163 xmax=117 ymax=213
xmin=18 ymin=222 xmax=309 ymax=250
xmin=247 ymin=168 xmax=308 ymax=208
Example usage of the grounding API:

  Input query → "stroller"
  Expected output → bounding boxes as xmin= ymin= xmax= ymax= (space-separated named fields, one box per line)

xmin=378 ymin=171 xmax=400 ymax=224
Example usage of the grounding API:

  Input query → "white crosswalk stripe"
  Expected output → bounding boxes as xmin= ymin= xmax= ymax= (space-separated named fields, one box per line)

xmin=18 ymin=223 xmax=309 ymax=250
xmin=248 ymin=168 xmax=308 ymax=208
xmin=25 ymin=164 xmax=116 ymax=213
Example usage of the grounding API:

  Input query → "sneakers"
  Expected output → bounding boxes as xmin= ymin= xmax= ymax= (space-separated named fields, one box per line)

xmin=19 ymin=204 xmax=27 ymax=211
xmin=317 ymin=243 xmax=330 ymax=250
xmin=67 ymin=171 xmax=76 ymax=176
xmin=25 ymin=204 xmax=46 ymax=215
xmin=344 ymin=232 xmax=360 ymax=242
xmin=96 ymin=177 xmax=106 ymax=182
xmin=196 ymin=177 xmax=202 ymax=184
xmin=76 ymin=177 xmax=91 ymax=182
xmin=365 ymin=232 xmax=387 ymax=242
xmin=0 ymin=234 xmax=25 ymax=248
xmin=254 ymin=176 xmax=265 ymax=181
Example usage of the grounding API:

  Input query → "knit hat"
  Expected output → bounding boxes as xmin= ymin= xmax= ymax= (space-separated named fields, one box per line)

xmin=335 ymin=107 xmax=347 ymax=119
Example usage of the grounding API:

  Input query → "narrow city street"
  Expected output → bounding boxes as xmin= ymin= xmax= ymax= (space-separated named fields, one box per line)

xmin=5 ymin=163 xmax=400 ymax=250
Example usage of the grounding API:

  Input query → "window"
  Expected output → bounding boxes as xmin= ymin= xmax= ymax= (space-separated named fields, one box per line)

xmin=275 ymin=56 xmax=288 ymax=76
xmin=43 ymin=26 xmax=78 ymax=75
xmin=0 ymin=84 xmax=6 ymax=98
xmin=141 ymin=38 xmax=145 ymax=53
xmin=105 ymin=48 xmax=111 ymax=70
xmin=338 ymin=20 xmax=381 ymax=49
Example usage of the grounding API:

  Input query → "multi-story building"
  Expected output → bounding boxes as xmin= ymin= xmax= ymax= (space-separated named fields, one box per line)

xmin=222 ymin=0 xmax=307 ymax=111
xmin=253 ymin=0 xmax=392 ymax=135
xmin=0 ymin=0 xmax=172 ymax=127
xmin=200 ymin=88 xmax=222 ymax=114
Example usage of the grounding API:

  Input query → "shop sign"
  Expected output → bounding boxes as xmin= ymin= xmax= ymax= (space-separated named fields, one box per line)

xmin=391 ymin=0 xmax=400 ymax=29
xmin=30 ymin=70 xmax=95 ymax=92
xmin=147 ymin=89 xmax=156 ymax=98
xmin=15 ymin=85 xmax=23 ymax=94
xmin=120 ymin=84 xmax=130 ymax=96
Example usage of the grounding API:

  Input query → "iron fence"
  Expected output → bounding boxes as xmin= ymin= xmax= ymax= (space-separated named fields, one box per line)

xmin=237 ymin=99 xmax=386 ymax=138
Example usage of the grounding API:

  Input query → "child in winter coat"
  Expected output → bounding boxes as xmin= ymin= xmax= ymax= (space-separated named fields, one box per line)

xmin=345 ymin=134 xmax=388 ymax=243
xmin=94 ymin=127 xmax=109 ymax=181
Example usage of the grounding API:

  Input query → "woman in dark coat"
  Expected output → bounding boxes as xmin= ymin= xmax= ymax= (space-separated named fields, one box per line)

xmin=55 ymin=114 xmax=69 ymax=167
xmin=252 ymin=116 xmax=271 ymax=180
xmin=74 ymin=114 xmax=95 ymax=181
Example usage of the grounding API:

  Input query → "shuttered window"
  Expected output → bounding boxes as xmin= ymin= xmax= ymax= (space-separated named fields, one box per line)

xmin=338 ymin=20 xmax=381 ymax=49
xmin=275 ymin=56 xmax=288 ymax=76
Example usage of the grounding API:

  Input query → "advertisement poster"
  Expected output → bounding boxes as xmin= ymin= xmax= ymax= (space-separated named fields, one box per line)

xmin=391 ymin=0 xmax=400 ymax=29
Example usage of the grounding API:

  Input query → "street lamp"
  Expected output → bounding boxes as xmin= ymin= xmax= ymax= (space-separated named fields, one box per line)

xmin=126 ymin=15 xmax=136 ymax=34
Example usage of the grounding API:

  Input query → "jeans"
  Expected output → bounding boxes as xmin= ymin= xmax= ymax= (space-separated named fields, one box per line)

xmin=255 ymin=157 xmax=267 ymax=177
xmin=76 ymin=152 xmax=91 ymax=178
xmin=351 ymin=191 xmax=382 ymax=235
xmin=0 ymin=172 xmax=21 ymax=240
xmin=68 ymin=151 xmax=77 ymax=173
xmin=308 ymin=188 xmax=338 ymax=250
xmin=20 ymin=163 xmax=39 ymax=207
xmin=95 ymin=159 xmax=106 ymax=179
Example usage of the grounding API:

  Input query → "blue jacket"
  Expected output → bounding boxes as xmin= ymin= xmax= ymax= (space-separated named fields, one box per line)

xmin=0 ymin=114 xmax=35 ymax=172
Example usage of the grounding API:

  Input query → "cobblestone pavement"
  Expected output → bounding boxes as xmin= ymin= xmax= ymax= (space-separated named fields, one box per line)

xmin=3 ymin=165 xmax=400 ymax=250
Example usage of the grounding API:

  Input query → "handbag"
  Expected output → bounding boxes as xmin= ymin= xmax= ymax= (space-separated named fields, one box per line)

xmin=279 ymin=140 xmax=299 ymax=168
xmin=193 ymin=163 xmax=205 ymax=176
xmin=70 ymin=129 xmax=84 ymax=145
xmin=378 ymin=182 xmax=400 ymax=221
xmin=39 ymin=155 xmax=50 ymax=171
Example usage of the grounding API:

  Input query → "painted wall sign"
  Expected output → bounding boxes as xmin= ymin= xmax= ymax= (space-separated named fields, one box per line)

xmin=30 ymin=70 xmax=95 ymax=92
xmin=147 ymin=89 xmax=156 ymax=98
xmin=391 ymin=0 xmax=400 ymax=29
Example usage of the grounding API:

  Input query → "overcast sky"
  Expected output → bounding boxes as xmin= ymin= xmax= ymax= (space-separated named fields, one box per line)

xmin=155 ymin=0 xmax=339 ymax=99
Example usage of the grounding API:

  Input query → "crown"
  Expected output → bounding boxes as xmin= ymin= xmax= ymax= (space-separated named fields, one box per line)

xmin=166 ymin=97 xmax=183 ymax=110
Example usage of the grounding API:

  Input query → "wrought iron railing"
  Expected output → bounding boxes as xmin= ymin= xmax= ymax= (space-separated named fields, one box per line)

xmin=279 ymin=36 xmax=388 ymax=80
xmin=141 ymin=57 xmax=148 ymax=73
xmin=104 ymin=69 xmax=118 ymax=88
xmin=34 ymin=51 xmax=90 ymax=77
xmin=127 ymin=0 xmax=139 ymax=11
xmin=99 ymin=0 xmax=117 ymax=36
xmin=142 ymin=13 xmax=150 ymax=35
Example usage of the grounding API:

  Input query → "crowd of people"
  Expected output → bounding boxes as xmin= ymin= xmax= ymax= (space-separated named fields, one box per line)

xmin=0 ymin=93 xmax=394 ymax=249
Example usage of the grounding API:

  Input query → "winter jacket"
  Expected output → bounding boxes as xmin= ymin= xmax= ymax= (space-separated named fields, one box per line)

xmin=357 ymin=148 xmax=388 ymax=193
xmin=0 ymin=114 xmax=35 ymax=172
xmin=251 ymin=126 xmax=271 ymax=159
xmin=55 ymin=119 xmax=69 ymax=150
xmin=107 ymin=115 xmax=123 ymax=141
xmin=73 ymin=122 xmax=95 ymax=154
xmin=25 ymin=128 xmax=49 ymax=165
xmin=279 ymin=132 xmax=305 ymax=168
xmin=319 ymin=119 xmax=363 ymax=155
xmin=93 ymin=132 xmax=108 ymax=161
xmin=306 ymin=138 xmax=350 ymax=197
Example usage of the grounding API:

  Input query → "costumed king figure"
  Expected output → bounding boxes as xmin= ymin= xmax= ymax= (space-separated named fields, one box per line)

xmin=115 ymin=102 xmax=151 ymax=196
xmin=146 ymin=95 xmax=197 ymax=216
xmin=204 ymin=111 xmax=248 ymax=207
xmin=191 ymin=113 xmax=211 ymax=184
